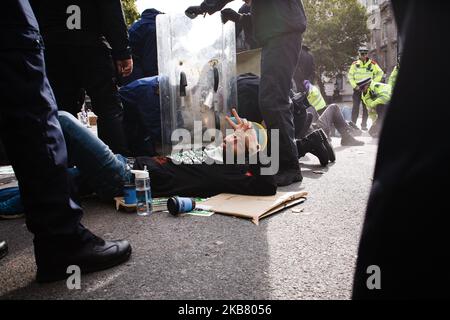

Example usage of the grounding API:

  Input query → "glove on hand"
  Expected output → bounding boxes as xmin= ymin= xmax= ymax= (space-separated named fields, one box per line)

xmin=221 ymin=8 xmax=241 ymax=24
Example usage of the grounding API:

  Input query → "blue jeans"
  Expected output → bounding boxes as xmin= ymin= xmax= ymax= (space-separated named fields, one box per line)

xmin=0 ymin=187 xmax=24 ymax=215
xmin=58 ymin=111 xmax=130 ymax=201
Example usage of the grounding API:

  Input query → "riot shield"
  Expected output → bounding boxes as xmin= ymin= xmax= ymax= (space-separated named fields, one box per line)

xmin=156 ymin=13 xmax=237 ymax=155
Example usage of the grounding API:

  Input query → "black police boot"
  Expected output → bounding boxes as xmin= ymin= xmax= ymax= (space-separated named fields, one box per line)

xmin=274 ymin=168 xmax=303 ymax=187
xmin=317 ymin=129 xmax=336 ymax=163
xmin=0 ymin=240 xmax=8 ymax=260
xmin=341 ymin=130 xmax=365 ymax=146
xmin=297 ymin=130 xmax=330 ymax=167
xmin=35 ymin=235 xmax=132 ymax=283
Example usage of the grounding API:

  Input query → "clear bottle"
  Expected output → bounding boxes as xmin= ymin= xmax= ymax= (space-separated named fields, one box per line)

xmin=131 ymin=167 xmax=152 ymax=216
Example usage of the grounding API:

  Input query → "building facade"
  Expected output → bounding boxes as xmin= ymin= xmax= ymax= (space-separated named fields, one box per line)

xmin=363 ymin=0 xmax=399 ymax=80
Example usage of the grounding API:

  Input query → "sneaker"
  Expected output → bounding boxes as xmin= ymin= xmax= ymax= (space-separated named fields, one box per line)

xmin=35 ymin=235 xmax=132 ymax=283
xmin=341 ymin=133 xmax=365 ymax=146
xmin=0 ymin=240 xmax=8 ymax=260
xmin=348 ymin=122 xmax=363 ymax=136
xmin=274 ymin=169 xmax=303 ymax=187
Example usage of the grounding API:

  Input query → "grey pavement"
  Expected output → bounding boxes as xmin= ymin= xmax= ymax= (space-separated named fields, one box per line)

xmin=0 ymin=134 xmax=378 ymax=300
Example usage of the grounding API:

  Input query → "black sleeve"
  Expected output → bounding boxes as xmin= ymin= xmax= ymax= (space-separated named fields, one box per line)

xmin=200 ymin=0 xmax=235 ymax=14
xmin=98 ymin=0 xmax=131 ymax=61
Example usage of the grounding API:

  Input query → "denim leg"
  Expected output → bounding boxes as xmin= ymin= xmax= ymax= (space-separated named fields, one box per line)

xmin=318 ymin=104 xmax=349 ymax=136
xmin=0 ymin=187 xmax=24 ymax=215
xmin=57 ymin=111 xmax=127 ymax=201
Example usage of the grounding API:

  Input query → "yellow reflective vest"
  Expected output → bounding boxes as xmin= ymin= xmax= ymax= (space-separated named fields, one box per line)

xmin=361 ymin=81 xmax=392 ymax=111
xmin=307 ymin=85 xmax=327 ymax=112
xmin=388 ymin=65 xmax=399 ymax=88
xmin=347 ymin=59 xmax=384 ymax=89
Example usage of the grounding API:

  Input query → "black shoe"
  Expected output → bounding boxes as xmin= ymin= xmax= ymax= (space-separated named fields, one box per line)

xmin=341 ymin=132 xmax=365 ymax=146
xmin=35 ymin=235 xmax=132 ymax=283
xmin=297 ymin=131 xmax=330 ymax=167
xmin=317 ymin=129 xmax=336 ymax=163
xmin=275 ymin=169 xmax=303 ymax=187
xmin=0 ymin=240 xmax=8 ymax=260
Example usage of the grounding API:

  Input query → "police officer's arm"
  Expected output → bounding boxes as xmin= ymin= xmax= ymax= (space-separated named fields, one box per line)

xmin=348 ymin=64 xmax=358 ymax=89
xmin=373 ymin=63 xmax=384 ymax=83
xmin=98 ymin=0 xmax=132 ymax=62
xmin=200 ymin=0 xmax=235 ymax=15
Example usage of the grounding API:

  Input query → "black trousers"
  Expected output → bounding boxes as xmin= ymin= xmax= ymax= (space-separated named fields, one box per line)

xmin=351 ymin=89 xmax=368 ymax=128
xmin=352 ymin=0 xmax=450 ymax=299
xmin=44 ymin=45 xmax=129 ymax=155
xmin=0 ymin=0 xmax=91 ymax=254
xmin=259 ymin=33 xmax=302 ymax=171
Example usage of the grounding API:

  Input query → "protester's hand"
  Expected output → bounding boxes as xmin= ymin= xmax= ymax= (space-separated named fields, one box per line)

xmin=226 ymin=108 xmax=252 ymax=132
xmin=116 ymin=58 xmax=133 ymax=77
xmin=221 ymin=8 xmax=241 ymax=24
xmin=185 ymin=5 xmax=204 ymax=19
xmin=354 ymin=86 xmax=361 ymax=92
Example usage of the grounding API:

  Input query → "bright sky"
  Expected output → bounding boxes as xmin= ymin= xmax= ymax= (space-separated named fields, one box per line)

xmin=136 ymin=0 xmax=243 ymax=15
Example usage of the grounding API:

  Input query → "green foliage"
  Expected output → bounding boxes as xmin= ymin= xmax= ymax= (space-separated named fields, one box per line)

xmin=303 ymin=0 xmax=369 ymax=79
xmin=121 ymin=0 xmax=140 ymax=27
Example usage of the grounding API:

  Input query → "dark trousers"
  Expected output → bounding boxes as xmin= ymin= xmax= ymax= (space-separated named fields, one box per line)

xmin=351 ymin=90 xmax=368 ymax=128
xmin=259 ymin=33 xmax=302 ymax=171
xmin=317 ymin=104 xmax=349 ymax=137
xmin=44 ymin=45 xmax=129 ymax=155
xmin=352 ymin=0 xmax=450 ymax=299
xmin=0 ymin=16 xmax=90 ymax=255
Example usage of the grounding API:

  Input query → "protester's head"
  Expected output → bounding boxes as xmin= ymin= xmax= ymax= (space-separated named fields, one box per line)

xmin=243 ymin=0 xmax=252 ymax=5
xmin=223 ymin=109 xmax=266 ymax=158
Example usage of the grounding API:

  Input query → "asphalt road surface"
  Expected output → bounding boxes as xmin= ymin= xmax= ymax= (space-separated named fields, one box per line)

xmin=0 ymin=134 xmax=378 ymax=300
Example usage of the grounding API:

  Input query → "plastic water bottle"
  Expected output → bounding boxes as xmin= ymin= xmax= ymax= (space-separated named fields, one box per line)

xmin=131 ymin=167 xmax=152 ymax=216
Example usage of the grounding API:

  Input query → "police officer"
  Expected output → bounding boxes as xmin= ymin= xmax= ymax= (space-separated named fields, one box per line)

xmin=122 ymin=8 xmax=162 ymax=86
xmin=31 ymin=0 xmax=132 ymax=156
xmin=347 ymin=47 xmax=384 ymax=131
xmin=186 ymin=0 xmax=307 ymax=187
xmin=357 ymin=77 xmax=392 ymax=137
xmin=0 ymin=0 xmax=131 ymax=283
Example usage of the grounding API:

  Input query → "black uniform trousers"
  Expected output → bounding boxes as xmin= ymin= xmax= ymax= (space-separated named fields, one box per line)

xmin=352 ymin=0 xmax=450 ymax=299
xmin=44 ymin=44 xmax=129 ymax=156
xmin=351 ymin=89 xmax=368 ymax=128
xmin=259 ymin=32 xmax=302 ymax=171
xmin=0 ymin=0 xmax=92 ymax=258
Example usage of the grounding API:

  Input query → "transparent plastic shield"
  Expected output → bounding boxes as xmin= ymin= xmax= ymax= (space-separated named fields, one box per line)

xmin=157 ymin=13 xmax=237 ymax=155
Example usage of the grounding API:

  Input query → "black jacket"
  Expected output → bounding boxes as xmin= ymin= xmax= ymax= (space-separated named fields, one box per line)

xmin=201 ymin=0 xmax=307 ymax=45
xmin=31 ymin=0 xmax=131 ymax=60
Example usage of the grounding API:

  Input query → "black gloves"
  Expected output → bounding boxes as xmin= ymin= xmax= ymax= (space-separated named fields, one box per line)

xmin=185 ymin=6 xmax=204 ymax=19
xmin=221 ymin=8 xmax=241 ymax=24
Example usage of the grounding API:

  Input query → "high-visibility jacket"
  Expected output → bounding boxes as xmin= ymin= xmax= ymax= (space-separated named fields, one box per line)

xmin=307 ymin=85 xmax=327 ymax=112
xmin=347 ymin=58 xmax=384 ymax=89
xmin=388 ymin=65 xmax=399 ymax=88
xmin=362 ymin=81 xmax=392 ymax=111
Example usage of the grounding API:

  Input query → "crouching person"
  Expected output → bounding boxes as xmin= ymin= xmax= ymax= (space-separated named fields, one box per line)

xmin=357 ymin=77 xmax=392 ymax=137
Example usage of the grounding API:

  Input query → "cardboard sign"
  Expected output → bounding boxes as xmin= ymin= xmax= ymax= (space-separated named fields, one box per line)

xmin=201 ymin=191 xmax=308 ymax=225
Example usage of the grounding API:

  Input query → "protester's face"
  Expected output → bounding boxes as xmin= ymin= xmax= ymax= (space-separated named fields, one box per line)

xmin=243 ymin=0 xmax=251 ymax=5
xmin=223 ymin=128 xmax=259 ymax=157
